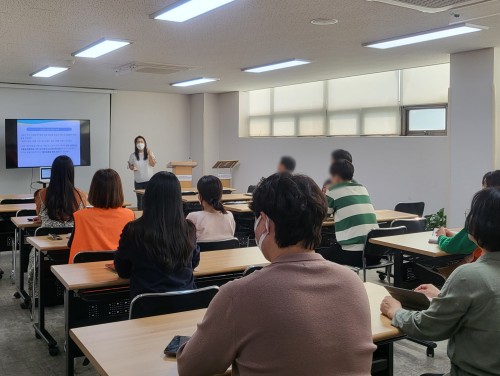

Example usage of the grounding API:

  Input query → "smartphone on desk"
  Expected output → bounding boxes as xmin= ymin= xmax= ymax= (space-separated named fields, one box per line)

xmin=164 ymin=335 xmax=190 ymax=357
xmin=48 ymin=233 xmax=62 ymax=240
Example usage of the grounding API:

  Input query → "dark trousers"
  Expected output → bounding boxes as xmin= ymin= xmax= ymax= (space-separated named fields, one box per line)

xmin=134 ymin=181 xmax=148 ymax=211
xmin=317 ymin=243 xmax=380 ymax=268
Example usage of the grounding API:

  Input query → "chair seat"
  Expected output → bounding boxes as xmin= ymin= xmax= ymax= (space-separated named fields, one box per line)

xmin=363 ymin=258 xmax=394 ymax=271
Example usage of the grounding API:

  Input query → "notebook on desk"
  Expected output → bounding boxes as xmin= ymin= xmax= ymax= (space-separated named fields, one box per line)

xmin=385 ymin=286 xmax=431 ymax=311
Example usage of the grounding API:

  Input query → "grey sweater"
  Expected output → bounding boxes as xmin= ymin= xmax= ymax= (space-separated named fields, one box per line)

xmin=177 ymin=252 xmax=375 ymax=376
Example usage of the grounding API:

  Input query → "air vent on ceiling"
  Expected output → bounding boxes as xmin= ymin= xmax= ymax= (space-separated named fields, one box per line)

xmin=114 ymin=62 xmax=195 ymax=75
xmin=367 ymin=0 xmax=495 ymax=13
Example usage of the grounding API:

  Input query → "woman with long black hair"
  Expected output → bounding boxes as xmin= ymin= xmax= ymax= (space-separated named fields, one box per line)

xmin=128 ymin=135 xmax=156 ymax=210
xmin=114 ymin=172 xmax=200 ymax=298
xmin=28 ymin=155 xmax=86 ymax=298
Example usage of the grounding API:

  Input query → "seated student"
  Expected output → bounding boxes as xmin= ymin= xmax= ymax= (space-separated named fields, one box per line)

xmin=114 ymin=172 xmax=200 ymax=298
xmin=322 ymin=159 xmax=378 ymax=267
xmin=276 ymin=155 xmax=296 ymax=173
xmin=177 ymin=173 xmax=375 ymax=376
xmin=381 ymin=187 xmax=500 ymax=376
xmin=323 ymin=149 xmax=353 ymax=191
xmin=436 ymin=170 xmax=500 ymax=258
xmin=68 ymin=169 xmax=134 ymax=263
xmin=186 ymin=175 xmax=236 ymax=242
xmin=28 ymin=155 xmax=86 ymax=297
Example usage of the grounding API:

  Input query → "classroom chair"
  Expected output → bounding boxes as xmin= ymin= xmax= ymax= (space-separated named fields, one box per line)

xmin=242 ymin=265 xmax=263 ymax=277
xmin=394 ymin=202 xmax=425 ymax=217
xmin=0 ymin=198 xmax=35 ymax=204
xmin=73 ymin=251 xmax=115 ymax=264
xmin=362 ymin=227 xmax=407 ymax=283
xmin=391 ymin=218 xmax=426 ymax=233
xmin=198 ymin=238 xmax=240 ymax=252
xmin=247 ymin=185 xmax=256 ymax=194
xmin=129 ymin=286 xmax=219 ymax=320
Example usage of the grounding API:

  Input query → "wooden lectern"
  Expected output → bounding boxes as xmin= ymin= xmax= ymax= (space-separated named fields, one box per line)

xmin=212 ymin=160 xmax=239 ymax=188
xmin=167 ymin=161 xmax=198 ymax=188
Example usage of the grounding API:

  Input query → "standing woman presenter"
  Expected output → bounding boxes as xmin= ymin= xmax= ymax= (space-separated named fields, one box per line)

xmin=129 ymin=136 xmax=156 ymax=210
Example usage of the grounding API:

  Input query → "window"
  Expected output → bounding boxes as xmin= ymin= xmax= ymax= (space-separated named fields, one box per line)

xmin=243 ymin=63 xmax=450 ymax=138
xmin=404 ymin=106 xmax=447 ymax=135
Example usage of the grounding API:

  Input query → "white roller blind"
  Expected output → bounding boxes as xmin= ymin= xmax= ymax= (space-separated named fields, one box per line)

xmin=249 ymin=117 xmax=271 ymax=137
xmin=249 ymin=89 xmax=271 ymax=116
xmin=274 ymin=82 xmax=324 ymax=112
xmin=273 ymin=117 xmax=295 ymax=136
xmin=401 ymin=64 xmax=449 ymax=105
xmin=298 ymin=114 xmax=325 ymax=136
xmin=362 ymin=109 xmax=400 ymax=135
xmin=328 ymin=71 xmax=399 ymax=111
xmin=329 ymin=113 xmax=360 ymax=136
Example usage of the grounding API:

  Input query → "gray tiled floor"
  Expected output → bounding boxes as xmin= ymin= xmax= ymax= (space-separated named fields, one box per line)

xmin=0 ymin=252 xmax=451 ymax=376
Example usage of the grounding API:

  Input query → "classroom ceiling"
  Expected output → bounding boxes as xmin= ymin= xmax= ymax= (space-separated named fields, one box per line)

xmin=1 ymin=0 xmax=500 ymax=94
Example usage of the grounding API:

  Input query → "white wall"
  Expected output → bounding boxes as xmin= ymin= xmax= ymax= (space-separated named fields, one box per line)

xmin=0 ymin=87 xmax=111 ymax=195
xmin=110 ymin=91 xmax=191 ymax=204
xmin=217 ymin=92 xmax=450 ymax=217
xmin=448 ymin=49 xmax=497 ymax=227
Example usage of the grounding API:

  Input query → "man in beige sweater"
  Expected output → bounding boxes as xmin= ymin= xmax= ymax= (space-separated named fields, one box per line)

xmin=177 ymin=173 xmax=375 ymax=376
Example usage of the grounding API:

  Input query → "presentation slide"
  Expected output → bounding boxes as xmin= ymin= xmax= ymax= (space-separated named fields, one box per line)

xmin=16 ymin=120 xmax=81 ymax=167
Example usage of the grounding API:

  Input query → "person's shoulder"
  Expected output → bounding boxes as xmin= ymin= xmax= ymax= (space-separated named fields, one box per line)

xmin=121 ymin=207 xmax=135 ymax=218
xmin=186 ymin=211 xmax=201 ymax=221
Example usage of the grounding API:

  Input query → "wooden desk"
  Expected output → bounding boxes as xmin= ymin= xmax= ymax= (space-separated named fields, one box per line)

xmin=11 ymin=217 xmax=40 ymax=306
xmin=0 ymin=194 xmax=35 ymax=202
xmin=69 ymin=282 xmax=402 ymax=376
xmin=136 ymin=188 xmax=236 ymax=196
xmin=52 ymin=246 xmax=269 ymax=375
xmin=370 ymin=231 xmax=456 ymax=288
xmin=0 ymin=203 xmax=36 ymax=214
xmin=51 ymin=247 xmax=268 ymax=292
xmin=27 ymin=235 xmax=70 ymax=252
xmin=183 ymin=193 xmax=251 ymax=204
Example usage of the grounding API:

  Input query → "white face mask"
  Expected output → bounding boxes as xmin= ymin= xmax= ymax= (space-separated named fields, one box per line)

xmin=254 ymin=215 xmax=270 ymax=251
xmin=136 ymin=142 xmax=145 ymax=151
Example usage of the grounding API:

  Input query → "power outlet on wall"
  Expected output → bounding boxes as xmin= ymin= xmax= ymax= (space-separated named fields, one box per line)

xmin=6 ymin=237 xmax=14 ymax=247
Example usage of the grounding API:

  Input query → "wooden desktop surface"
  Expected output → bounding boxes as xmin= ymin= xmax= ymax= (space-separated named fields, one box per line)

xmin=370 ymin=231 xmax=448 ymax=258
xmin=69 ymin=282 xmax=400 ymax=376
xmin=136 ymin=188 xmax=236 ymax=195
xmin=51 ymin=247 xmax=268 ymax=291
xmin=27 ymin=235 xmax=70 ymax=252
xmin=0 ymin=202 xmax=132 ymax=214
xmin=0 ymin=194 xmax=35 ymax=201
xmin=183 ymin=194 xmax=251 ymax=203
xmin=11 ymin=216 xmax=39 ymax=229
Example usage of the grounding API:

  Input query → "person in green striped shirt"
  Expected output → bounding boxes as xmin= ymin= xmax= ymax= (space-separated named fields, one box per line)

xmin=322 ymin=159 xmax=379 ymax=268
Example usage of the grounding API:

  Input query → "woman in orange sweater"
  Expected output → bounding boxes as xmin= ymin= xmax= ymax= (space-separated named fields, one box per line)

xmin=68 ymin=169 xmax=134 ymax=263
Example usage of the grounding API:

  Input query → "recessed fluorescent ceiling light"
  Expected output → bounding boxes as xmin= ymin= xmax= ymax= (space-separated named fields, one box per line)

xmin=152 ymin=0 xmax=235 ymax=22
xmin=72 ymin=39 xmax=131 ymax=58
xmin=171 ymin=78 xmax=219 ymax=87
xmin=30 ymin=66 xmax=69 ymax=78
xmin=364 ymin=23 xmax=486 ymax=49
xmin=243 ymin=59 xmax=311 ymax=73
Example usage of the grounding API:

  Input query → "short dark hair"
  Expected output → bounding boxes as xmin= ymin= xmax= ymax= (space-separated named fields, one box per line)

xmin=280 ymin=156 xmax=296 ymax=172
xmin=466 ymin=187 xmax=500 ymax=253
xmin=197 ymin=175 xmax=227 ymax=214
xmin=88 ymin=169 xmax=124 ymax=209
xmin=250 ymin=173 xmax=327 ymax=249
xmin=483 ymin=170 xmax=500 ymax=188
xmin=329 ymin=159 xmax=354 ymax=181
xmin=331 ymin=149 xmax=352 ymax=163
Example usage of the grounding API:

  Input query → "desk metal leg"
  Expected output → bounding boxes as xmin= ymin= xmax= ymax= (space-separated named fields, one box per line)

xmin=33 ymin=250 xmax=60 ymax=356
xmin=65 ymin=289 xmax=76 ymax=376
xmin=372 ymin=340 xmax=397 ymax=376
xmin=14 ymin=228 xmax=31 ymax=306
xmin=393 ymin=251 xmax=403 ymax=288
xmin=10 ymin=227 xmax=18 ymax=283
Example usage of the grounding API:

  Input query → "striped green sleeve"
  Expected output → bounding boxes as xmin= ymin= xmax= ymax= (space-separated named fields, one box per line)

xmin=438 ymin=228 xmax=477 ymax=255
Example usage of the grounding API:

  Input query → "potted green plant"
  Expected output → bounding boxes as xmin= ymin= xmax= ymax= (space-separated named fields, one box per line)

xmin=425 ymin=208 xmax=447 ymax=231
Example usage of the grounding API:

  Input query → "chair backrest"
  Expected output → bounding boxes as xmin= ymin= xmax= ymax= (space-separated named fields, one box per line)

xmin=364 ymin=227 xmax=407 ymax=258
xmin=16 ymin=209 xmax=37 ymax=217
xmin=35 ymin=226 xmax=73 ymax=236
xmin=394 ymin=202 xmax=425 ymax=217
xmin=129 ymin=286 xmax=219 ymax=320
xmin=0 ymin=198 xmax=35 ymax=205
xmin=391 ymin=218 xmax=426 ymax=234
xmin=73 ymin=251 xmax=116 ymax=264
xmin=247 ymin=185 xmax=256 ymax=194
xmin=198 ymin=238 xmax=240 ymax=252
xmin=242 ymin=265 xmax=263 ymax=277
xmin=182 ymin=191 xmax=197 ymax=196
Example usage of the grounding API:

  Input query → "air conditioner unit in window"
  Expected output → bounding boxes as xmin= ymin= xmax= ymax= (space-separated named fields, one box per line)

xmin=367 ymin=0 xmax=495 ymax=13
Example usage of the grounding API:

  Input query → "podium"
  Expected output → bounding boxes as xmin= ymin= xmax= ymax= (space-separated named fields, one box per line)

xmin=167 ymin=161 xmax=198 ymax=188
xmin=212 ymin=160 xmax=239 ymax=188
